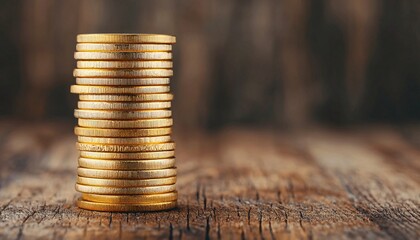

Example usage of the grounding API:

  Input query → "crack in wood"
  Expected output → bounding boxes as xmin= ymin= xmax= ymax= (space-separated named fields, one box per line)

xmin=205 ymin=216 xmax=210 ymax=240
xmin=169 ymin=223 xmax=173 ymax=240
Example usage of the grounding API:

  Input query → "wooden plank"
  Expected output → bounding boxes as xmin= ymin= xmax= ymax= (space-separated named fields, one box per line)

xmin=301 ymin=128 xmax=420 ymax=239
xmin=0 ymin=123 xmax=419 ymax=239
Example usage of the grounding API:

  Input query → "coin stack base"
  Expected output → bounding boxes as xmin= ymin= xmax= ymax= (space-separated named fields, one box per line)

xmin=72 ymin=34 xmax=177 ymax=212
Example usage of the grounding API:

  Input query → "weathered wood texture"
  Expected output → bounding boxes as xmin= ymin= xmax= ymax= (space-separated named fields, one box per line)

xmin=0 ymin=121 xmax=419 ymax=239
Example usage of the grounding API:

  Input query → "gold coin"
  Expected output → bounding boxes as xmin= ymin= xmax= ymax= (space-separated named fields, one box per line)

xmin=76 ymin=142 xmax=175 ymax=152
xmin=76 ymin=198 xmax=177 ymax=212
xmin=77 ymin=61 xmax=172 ymax=69
xmin=74 ymin=109 xmax=171 ymax=119
xmin=78 ymin=135 xmax=172 ymax=144
xmin=76 ymin=183 xmax=176 ymax=195
xmin=74 ymin=127 xmax=172 ymax=137
xmin=78 ymin=118 xmax=173 ymax=129
xmin=77 ymin=167 xmax=177 ymax=179
xmin=76 ymin=43 xmax=172 ymax=52
xmin=78 ymin=157 xmax=176 ymax=170
xmin=77 ymin=34 xmax=176 ymax=44
xmin=79 ymin=150 xmax=175 ymax=159
xmin=77 ymin=101 xmax=171 ymax=110
xmin=77 ymin=176 xmax=177 ymax=187
xmin=71 ymin=85 xmax=170 ymax=94
xmin=81 ymin=191 xmax=178 ymax=204
xmin=74 ymin=52 xmax=172 ymax=60
xmin=79 ymin=93 xmax=173 ymax=102
xmin=76 ymin=78 xmax=170 ymax=86
xmin=73 ymin=69 xmax=172 ymax=78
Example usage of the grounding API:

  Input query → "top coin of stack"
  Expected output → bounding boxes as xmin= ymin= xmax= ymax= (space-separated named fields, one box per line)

xmin=71 ymin=34 xmax=177 ymax=212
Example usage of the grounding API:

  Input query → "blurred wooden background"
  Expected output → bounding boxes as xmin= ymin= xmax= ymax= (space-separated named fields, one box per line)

xmin=0 ymin=0 xmax=419 ymax=129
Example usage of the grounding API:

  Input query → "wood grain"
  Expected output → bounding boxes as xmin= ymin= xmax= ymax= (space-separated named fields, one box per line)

xmin=0 ymin=121 xmax=419 ymax=239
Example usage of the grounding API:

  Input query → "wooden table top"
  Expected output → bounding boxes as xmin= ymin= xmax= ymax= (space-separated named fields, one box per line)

xmin=0 ymin=121 xmax=419 ymax=239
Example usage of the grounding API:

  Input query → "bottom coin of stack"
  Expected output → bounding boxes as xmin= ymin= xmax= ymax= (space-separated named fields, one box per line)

xmin=74 ymin=133 xmax=177 ymax=212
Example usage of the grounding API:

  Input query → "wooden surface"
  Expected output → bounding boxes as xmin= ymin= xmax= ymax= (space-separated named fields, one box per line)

xmin=0 ymin=121 xmax=419 ymax=239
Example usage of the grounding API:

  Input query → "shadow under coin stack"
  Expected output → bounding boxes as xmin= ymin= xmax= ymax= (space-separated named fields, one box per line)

xmin=71 ymin=34 xmax=177 ymax=212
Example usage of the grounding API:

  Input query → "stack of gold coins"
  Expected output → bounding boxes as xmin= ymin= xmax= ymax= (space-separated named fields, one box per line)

xmin=71 ymin=34 xmax=177 ymax=212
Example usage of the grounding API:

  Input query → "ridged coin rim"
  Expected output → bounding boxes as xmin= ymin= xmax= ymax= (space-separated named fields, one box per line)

xmin=81 ymin=191 xmax=177 ymax=204
xmin=78 ymin=157 xmax=176 ymax=170
xmin=77 ymin=34 xmax=176 ymax=44
xmin=76 ymin=198 xmax=177 ymax=212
